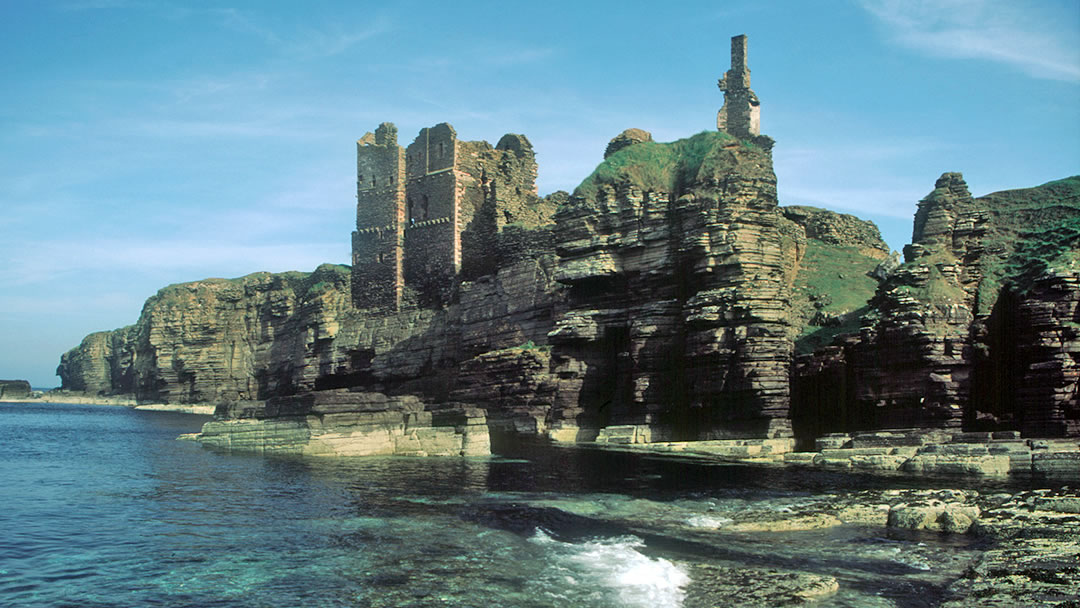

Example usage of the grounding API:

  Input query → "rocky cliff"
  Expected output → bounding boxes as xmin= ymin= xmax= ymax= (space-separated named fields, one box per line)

xmin=57 ymin=132 xmax=1079 ymax=450
xmin=0 ymin=379 xmax=32 ymax=399
xmin=794 ymin=174 xmax=1080 ymax=439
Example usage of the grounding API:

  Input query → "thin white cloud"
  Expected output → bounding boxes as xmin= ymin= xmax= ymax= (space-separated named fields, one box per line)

xmin=782 ymin=138 xmax=951 ymax=164
xmin=56 ymin=2 xmax=391 ymax=58
xmin=127 ymin=117 xmax=318 ymax=139
xmin=859 ymin=0 xmax=1080 ymax=82
xmin=0 ymin=291 xmax=144 ymax=318
xmin=208 ymin=7 xmax=281 ymax=45
xmin=287 ymin=16 xmax=393 ymax=58
xmin=1 ymin=237 xmax=344 ymax=287
xmin=774 ymin=137 xmax=956 ymax=219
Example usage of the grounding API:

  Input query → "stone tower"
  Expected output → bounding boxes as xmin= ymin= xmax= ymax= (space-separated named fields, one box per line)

xmin=352 ymin=122 xmax=405 ymax=311
xmin=402 ymin=123 xmax=461 ymax=306
xmin=351 ymin=122 xmax=540 ymax=311
xmin=717 ymin=34 xmax=760 ymax=138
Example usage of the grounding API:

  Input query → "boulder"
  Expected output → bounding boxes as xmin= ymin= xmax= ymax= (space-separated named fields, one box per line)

xmin=603 ymin=128 xmax=653 ymax=159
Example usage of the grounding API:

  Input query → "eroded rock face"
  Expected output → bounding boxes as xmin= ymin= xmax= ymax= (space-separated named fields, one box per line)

xmin=794 ymin=173 xmax=1080 ymax=438
xmin=550 ymin=134 xmax=798 ymax=440
xmin=57 ymin=135 xmax=1079 ymax=449
xmin=57 ymin=257 xmax=563 ymax=404
xmin=857 ymin=173 xmax=983 ymax=429
xmin=197 ymin=391 xmax=489 ymax=457
xmin=780 ymin=205 xmax=889 ymax=259
xmin=603 ymin=128 xmax=653 ymax=159
xmin=0 ymin=379 xmax=32 ymax=399
xmin=1014 ymin=271 xmax=1080 ymax=437
xmin=448 ymin=346 xmax=558 ymax=435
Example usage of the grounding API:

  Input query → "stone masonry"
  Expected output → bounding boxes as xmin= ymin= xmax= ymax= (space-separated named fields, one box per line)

xmin=352 ymin=123 xmax=540 ymax=311
xmin=57 ymin=35 xmax=1080 ymax=461
xmin=717 ymin=34 xmax=760 ymax=138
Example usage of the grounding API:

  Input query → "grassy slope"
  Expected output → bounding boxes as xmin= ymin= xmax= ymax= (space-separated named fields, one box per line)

xmin=886 ymin=176 xmax=1080 ymax=315
xmin=574 ymin=131 xmax=738 ymax=199
xmin=792 ymin=241 xmax=882 ymax=354
xmin=976 ymin=176 xmax=1080 ymax=311
xmin=150 ymin=263 xmax=351 ymax=308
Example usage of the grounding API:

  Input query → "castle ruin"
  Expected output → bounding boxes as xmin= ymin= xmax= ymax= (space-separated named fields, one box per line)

xmin=351 ymin=122 xmax=541 ymax=310
xmin=354 ymin=34 xmax=762 ymax=312
xmin=717 ymin=34 xmax=760 ymax=138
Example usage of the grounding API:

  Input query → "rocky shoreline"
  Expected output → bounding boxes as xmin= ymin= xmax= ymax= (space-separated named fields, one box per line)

xmin=516 ymin=474 xmax=1077 ymax=606
xmin=585 ymin=427 xmax=1080 ymax=480
xmin=9 ymin=392 xmax=1077 ymax=605
xmin=0 ymin=391 xmax=215 ymax=415
xmin=183 ymin=390 xmax=489 ymax=457
xmin=510 ymin=465 xmax=1080 ymax=607
xmin=686 ymin=487 xmax=1080 ymax=606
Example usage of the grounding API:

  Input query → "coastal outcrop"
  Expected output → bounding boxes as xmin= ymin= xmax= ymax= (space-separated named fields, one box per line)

xmin=61 ymin=129 xmax=841 ymax=446
xmin=0 ymin=379 xmax=32 ymax=399
xmin=793 ymin=174 xmax=1080 ymax=440
xmin=194 ymin=391 xmax=489 ymax=457
xmin=55 ymin=33 xmax=1079 ymax=457
xmin=56 ymin=159 xmax=1080 ymax=458
xmin=551 ymin=130 xmax=798 ymax=440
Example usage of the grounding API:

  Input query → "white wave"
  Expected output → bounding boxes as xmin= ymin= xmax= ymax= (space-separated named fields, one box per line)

xmin=529 ymin=528 xmax=690 ymax=608
xmin=683 ymin=514 xmax=732 ymax=529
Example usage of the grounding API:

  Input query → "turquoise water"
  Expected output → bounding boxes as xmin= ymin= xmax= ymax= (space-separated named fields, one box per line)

xmin=0 ymin=402 xmax=1042 ymax=607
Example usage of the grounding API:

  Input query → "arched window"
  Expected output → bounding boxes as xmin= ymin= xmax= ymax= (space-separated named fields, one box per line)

xmin=421 ymin=194 xmax=430 ymax=220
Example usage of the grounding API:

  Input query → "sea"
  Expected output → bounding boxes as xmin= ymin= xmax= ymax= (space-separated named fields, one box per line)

xmin=0 ymin=401 xmax=1053 ymax=607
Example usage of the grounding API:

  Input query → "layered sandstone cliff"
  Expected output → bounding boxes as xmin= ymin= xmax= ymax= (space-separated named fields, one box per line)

xmin=794 ymin=175 xmax=1080 ymax=438
xmin=549 ymin=131 xmax=798 ymax=439
xmin=57 ymin=136 xmax=1079 ymax=451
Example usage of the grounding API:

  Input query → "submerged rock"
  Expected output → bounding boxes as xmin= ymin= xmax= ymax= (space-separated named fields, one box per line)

xmin=684 ymin=564 xmax=839 ymax=607
xmin=887 ymin=501 xmax=981 ymax=534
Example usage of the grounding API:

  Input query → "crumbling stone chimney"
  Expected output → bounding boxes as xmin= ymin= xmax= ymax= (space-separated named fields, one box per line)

xmin=717 ymin=34 xmax=761 ymax=138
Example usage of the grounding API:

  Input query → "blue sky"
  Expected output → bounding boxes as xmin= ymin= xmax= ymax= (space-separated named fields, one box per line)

xmin=2 ymin=0 xmax=1078 ymax=388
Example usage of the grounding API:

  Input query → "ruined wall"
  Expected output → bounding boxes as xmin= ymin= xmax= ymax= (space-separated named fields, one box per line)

xmin=456 ymin=134 xmax=544 ymax=280
xmin=354 ymin=122 xmax=546 ymax=310
xmin=717 ymin=35 xmax=760 ymax=138
xmin=353 ymin=123 xmax=405 ymax=311
xmin=403 ymin=219 xmax=458 ymax=307
xmin=401 ymin=123 xmax=461 ymax=305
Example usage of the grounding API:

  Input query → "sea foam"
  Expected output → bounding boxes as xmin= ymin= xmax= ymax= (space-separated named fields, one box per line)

xmin=529 ymin=528 xmax=690 ymax=608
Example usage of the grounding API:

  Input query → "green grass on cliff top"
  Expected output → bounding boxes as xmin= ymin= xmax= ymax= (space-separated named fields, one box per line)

xmin=885 ymin=175 xmax=1079 ymax=315
xmin=574 ymin=131 xmax=741 ymax=199
xmin=976 ymin=176 xmax=1080 ymax=306
xmin=151 ymin=263 xmax=350 ymax=305
xmin=792 ymin=240 xmax=882 ymax=354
